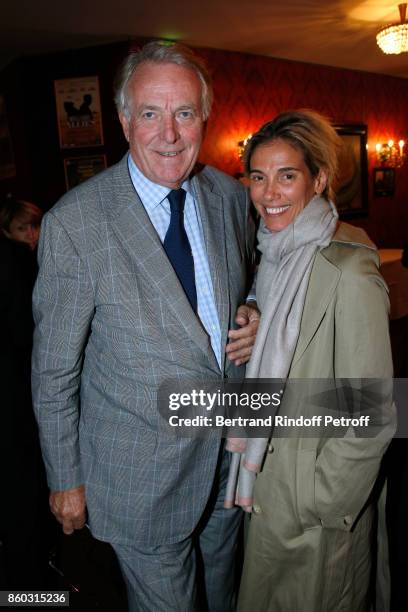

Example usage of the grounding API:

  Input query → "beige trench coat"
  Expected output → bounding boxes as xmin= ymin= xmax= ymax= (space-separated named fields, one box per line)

xmin=238 ymin=223 xmax=394 ymax=612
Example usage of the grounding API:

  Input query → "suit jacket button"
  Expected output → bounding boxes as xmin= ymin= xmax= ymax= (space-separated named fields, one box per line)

xmin=252 ymin=504 xmax=262 ymax=515
xmin=343 ymin=515 xmax=353 ymax=526
xmin=268 ymin=443 xmax=274 ymax=453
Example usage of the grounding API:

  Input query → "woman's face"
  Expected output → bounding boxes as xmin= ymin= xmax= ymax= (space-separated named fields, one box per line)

xmin=3 ymin=214 xmax=40 ymax=250
xmin=249 ymin=138 xmax=326 ymax=232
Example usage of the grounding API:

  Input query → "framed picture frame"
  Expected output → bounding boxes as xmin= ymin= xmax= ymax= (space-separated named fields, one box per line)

xmin=64 ymin=155 xmax=107 ymax=190
xmin=373 ymin=167 xmax=395 ymax=197
xmin=54 ymin=76 xmax=104 ymax=148
xmin=332 ymin=124 xmax=368 ymax=218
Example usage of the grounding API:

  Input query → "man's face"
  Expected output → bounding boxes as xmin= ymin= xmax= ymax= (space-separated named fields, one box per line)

xmin=119 ymin=62 xmax=205 ymax=188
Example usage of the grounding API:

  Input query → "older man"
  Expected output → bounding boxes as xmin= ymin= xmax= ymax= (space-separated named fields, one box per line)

xmin=32 ymin=41 xmax=257 ymax=611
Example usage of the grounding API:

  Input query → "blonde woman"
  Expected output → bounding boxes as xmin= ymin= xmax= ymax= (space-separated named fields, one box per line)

xmin=226 ymin=110 xmax=394 ymax=612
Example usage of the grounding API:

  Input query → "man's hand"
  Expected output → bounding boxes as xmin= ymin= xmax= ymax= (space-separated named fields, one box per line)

xmin=226 ymin=303 xmax=260 ymax=366
xmin=49 ymin=485 xmax=86 ymax=535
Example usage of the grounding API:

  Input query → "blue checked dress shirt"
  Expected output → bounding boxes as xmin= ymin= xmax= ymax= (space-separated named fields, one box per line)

xmin=128 ymin=155 xmax=222 ymax=367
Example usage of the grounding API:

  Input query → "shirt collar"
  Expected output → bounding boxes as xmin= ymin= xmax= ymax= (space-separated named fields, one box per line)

xmin=128 ymin=154 xmax=193 ymax=212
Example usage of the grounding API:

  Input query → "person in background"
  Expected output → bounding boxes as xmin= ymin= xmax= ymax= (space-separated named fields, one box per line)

xmin=32 ymin=41 xmax=259 ymax=612
xmin=225 ymin=110 xmax=394 ymax=612
xmin=0 ymin=196 xmax=53 ymax=589
xmin=1 ymin=197 xmax=42 ymax=251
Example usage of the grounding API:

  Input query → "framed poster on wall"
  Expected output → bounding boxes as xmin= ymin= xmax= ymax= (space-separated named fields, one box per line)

xmin=54 ymin=76 xmax=104 ymax=148
xmin=373 ymin=167 xmax=395 ymax=197
xmin=64 ymin=155 xmax=107 ymax=190
xmin=332 ymin=124 xmax=368 ymax=218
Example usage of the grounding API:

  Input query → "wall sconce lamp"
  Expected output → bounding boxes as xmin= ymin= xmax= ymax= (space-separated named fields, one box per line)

xmin=375 ymin=139 xmax=405 ymax=167
xmin=238 ymin=134 xmax=252 ymax=160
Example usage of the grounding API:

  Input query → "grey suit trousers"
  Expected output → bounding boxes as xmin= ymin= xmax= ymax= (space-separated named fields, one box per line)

xmin=113 ymin=447 xmax=243 ymax=612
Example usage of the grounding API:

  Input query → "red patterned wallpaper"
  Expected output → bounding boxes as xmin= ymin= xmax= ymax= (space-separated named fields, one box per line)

xmin=194 ymin=47 xmax=408 ymax=247
xmin=3 ymin=40 xmax=405 ymax=246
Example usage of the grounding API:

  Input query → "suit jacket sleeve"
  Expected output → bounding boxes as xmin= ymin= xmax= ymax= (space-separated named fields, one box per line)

xmin=314 ymin=246 xmax=395 ymax=530
xmin=32 ymin=211 xmax=94 ymax=491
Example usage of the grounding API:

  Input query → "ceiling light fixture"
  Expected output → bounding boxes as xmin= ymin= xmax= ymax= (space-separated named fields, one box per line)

xmin=377 ymin=3 xmax=408 ymax=54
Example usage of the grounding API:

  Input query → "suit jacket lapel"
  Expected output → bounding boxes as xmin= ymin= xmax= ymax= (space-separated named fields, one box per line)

xmin=108 ymin=156 xmax=220 ymax=371
xmin=292 ymin=252 xmax=341 ymax=366
xmin=192 ymin=170 xmax=230 ymax=373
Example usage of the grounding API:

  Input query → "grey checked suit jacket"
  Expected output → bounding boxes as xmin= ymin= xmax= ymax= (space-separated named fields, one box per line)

xmin=32 ymin=155 xmax=253 ymax=546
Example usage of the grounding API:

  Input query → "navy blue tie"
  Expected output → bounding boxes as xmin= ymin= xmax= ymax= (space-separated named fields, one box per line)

xmin=164 ymin=189 xmax=197 ymax=311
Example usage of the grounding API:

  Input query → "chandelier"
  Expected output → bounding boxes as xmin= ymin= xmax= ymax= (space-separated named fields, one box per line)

xmin=377 ymin=3 xmax=408 ymax=54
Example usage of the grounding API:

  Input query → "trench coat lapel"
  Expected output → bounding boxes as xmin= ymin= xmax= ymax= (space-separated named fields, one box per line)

xmin=291 ymin=252 xmax=341 ymax=366
xmin=108 ymin=156 xmax=220 ymax=371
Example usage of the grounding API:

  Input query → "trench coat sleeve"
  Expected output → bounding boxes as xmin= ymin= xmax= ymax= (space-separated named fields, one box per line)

xmin=32 ymin=212 xmax=94 ymax=491
xmin=314 ymin=247 xmax=395 ymax=530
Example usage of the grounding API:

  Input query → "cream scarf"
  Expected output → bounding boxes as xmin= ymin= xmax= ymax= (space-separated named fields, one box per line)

xmin=225 ymin=195 xmax=339 ymax=511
